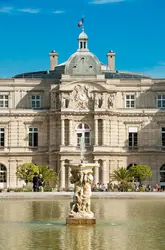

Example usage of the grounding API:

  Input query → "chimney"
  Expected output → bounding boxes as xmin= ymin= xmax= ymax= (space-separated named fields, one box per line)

xmin=49 ymin=50 xmax=58 ymax=70
xmin=106 ymin=50 xmax=116 ymax=70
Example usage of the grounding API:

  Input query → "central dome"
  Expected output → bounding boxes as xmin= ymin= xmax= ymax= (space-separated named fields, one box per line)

xmin=65 ymin=51 xmax=101 ymax=75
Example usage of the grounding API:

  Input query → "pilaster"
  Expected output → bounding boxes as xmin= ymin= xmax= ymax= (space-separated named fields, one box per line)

xmin=61 ymin=119 xmax=65 ymax=146
xmin=102 ymin=160 xmax=108 ymax=185
xmin=69 ymin=119 xmax=73 ymax=145
xmin=94 ymin=119 xmax=98 ymax=145
xmin=60 ymin=160 xmax=65 ymax=190
xmin=93 ymin=160 xmax=99 ymax=184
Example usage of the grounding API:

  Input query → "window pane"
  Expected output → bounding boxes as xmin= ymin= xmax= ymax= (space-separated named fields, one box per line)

xmin=29 ymin=133 xmax=33 ymax=146
xmin=34 ymin=133 xmax=38 ymax=147
xmin=126 ymin=95 xmax=130 ymax=100
xmin=36 ymin=101 xmax=40 ymax=108
xmin=84 ymin=124 xmax=89 ymax=129
xmin=158 ymin=100 xmax=161 ymax=108
xmin=131 ymin=95 xmax=134 ymax=99
xmin=5 ymin=101 xmax=8 ymax=107
xmin=131 ymin=101 xmax=134 ymax=107
xmin=162 ymin=100 xmax=165 ymax=107
xmin=126 ymin=101 xmax=130 ymax=107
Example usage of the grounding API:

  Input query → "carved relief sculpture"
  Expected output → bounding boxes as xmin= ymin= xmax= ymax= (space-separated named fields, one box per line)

xmin=69 ymin=84 xmax=93 ymax=110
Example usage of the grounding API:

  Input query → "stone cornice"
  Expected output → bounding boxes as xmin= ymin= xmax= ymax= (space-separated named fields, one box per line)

xmin=124 ymin=121 xmax=143 ymax=124
xmin=0 ymin=108 xmax=164 ymax=118
xmin=24 ymin=121 xmax=43 ymax=125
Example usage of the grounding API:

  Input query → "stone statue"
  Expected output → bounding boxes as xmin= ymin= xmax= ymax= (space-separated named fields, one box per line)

xmin=95 ymin=93 xmax=103 ymax=108
xmin=69 ymin=169 xmax=94 ymax=218
xmin=108 ymin=94 xmax=114 ymax=109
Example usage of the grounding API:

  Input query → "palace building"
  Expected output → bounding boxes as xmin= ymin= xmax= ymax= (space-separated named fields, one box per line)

xmin=0 ymin=29 xmax=165 ymax=189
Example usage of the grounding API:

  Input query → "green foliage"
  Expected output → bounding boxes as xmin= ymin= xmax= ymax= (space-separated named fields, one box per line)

xmin=129 ymin=165 xmax=152 ymax=183
xmin=16 ymin=163 xmax=39 ymax=184
xmin=110 ymin=167 xmax=133 ymax=184
xmin=38 ymin=165 xmax=58 ymax=185
xmin=16 ymin=163 xmax=58 ymax=186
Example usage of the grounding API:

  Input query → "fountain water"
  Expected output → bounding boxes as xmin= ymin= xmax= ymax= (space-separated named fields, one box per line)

xmin=66 ymin=135 xmax=99 ymax=225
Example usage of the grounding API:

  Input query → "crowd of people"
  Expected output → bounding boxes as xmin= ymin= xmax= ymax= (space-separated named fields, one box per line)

xmin=32 ymin=173 xmax=44 ymax=192
xmin=91 ymin=182 xmax=163 ymax=192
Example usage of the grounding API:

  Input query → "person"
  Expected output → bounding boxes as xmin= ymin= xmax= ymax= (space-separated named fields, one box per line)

xmin=32 ymin=172 xmax=39 ymax=192
xmin=38 ymin=174 xmax=44 ymax=192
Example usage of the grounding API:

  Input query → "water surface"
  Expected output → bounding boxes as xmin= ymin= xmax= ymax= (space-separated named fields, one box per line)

xmin=0 ymin=199 xmax=165 ymax=250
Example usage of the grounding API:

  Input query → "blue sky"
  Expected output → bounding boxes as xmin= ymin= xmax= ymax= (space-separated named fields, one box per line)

xmin=0 ymin=0 xmax=165 ymax=78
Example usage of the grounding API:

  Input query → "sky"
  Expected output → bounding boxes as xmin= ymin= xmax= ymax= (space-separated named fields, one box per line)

xmin=0 ymin=0 xmax=165 ymax=78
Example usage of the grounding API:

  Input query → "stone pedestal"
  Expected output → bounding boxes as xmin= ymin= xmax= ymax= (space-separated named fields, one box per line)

xmin=66 ymin=217 xmax=96 ymax=225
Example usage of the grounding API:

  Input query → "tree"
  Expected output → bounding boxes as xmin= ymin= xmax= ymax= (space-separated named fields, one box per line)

xmin=128 ymin=165 xmax=152 ymax=184
xmin=38 ymin=165 xmax=58 ymax=186
xmin=16 ymin=163 xmax=58 ymax=187
xmin=110 ymin=167 xmax=133 ymax=184
xmin=16 ymin=163 xmax=39 ymax=184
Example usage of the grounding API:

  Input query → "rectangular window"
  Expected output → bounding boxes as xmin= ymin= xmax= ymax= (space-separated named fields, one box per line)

xmin=162 ymin=127 xmax=165 ymax=148
xmin=29 ymin=128 xmax=38 ymax=147
xmin=125 ymin=95 xmax=135 ymax=108
xmin=85 ymin=132 xmax=90 ymax=146
xmin=77 ymin=133 xmax=82 ymax=146
xmin=31 ymin=95 xmax=41 ymax=109
xmin=157 ymin=95 xmax=165 ymax=109
xmin=0 ymin=95 xmax=8 ymax=108
xmin=128 ymin=127 xmax=138 ymax=150
xmin=0 ymin=128 xmax=4 ymax=147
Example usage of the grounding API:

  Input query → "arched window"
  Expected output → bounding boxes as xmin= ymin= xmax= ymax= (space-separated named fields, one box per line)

xmin=160 ymin=164 xmax=165 ymax=183
xmin=76 ymin=123 xmax=91 ymax=147
xmin=0 ymin=164 xmax=7 ymax=183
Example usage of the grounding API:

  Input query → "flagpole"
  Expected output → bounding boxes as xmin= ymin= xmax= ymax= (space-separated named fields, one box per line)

xmin=82 ymin=15 xmax=84 ymax=31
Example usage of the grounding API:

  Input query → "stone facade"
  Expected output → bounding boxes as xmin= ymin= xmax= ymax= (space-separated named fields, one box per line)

xmin=0 ymin=30 xmax=165 ymax=189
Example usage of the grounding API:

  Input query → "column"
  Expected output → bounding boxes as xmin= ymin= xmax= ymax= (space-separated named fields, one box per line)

xmin=69 ymin=119 xmax=73 ymax=145
xmin=93 ymin=160 xmax=99 ymax=184
xmin=60 ymin=160 xmax=65 ymax=190
xmin=102 ymin=119 xmax=107 ymax=145
xmin=102 ymin=160 xmax=107 ymax=185
xmin=61 ymin=119 xmax=65 ymax=145
xmin=8 ymin=159 xmax=17 ymax=188
xmin=94 ymin=119 xmax=98 ymax=145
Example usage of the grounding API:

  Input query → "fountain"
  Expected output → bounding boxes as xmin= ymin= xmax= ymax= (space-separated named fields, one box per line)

xmin=66 ymin=135 xmax=99 ymax=225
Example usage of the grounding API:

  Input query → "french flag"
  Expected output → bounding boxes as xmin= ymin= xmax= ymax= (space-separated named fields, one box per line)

xmin=78 ymin=16 xmax=84 ymax=27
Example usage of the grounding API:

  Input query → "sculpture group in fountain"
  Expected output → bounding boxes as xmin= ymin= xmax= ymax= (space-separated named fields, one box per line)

xmin=69 ymin=168 xmax=94 ymax=218
xmin=66 ymin=135 xmax=99 ymax=222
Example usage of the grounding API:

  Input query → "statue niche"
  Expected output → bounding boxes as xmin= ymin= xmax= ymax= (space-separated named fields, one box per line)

xmin=61 ymin=93 xmax=70 ymax=109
